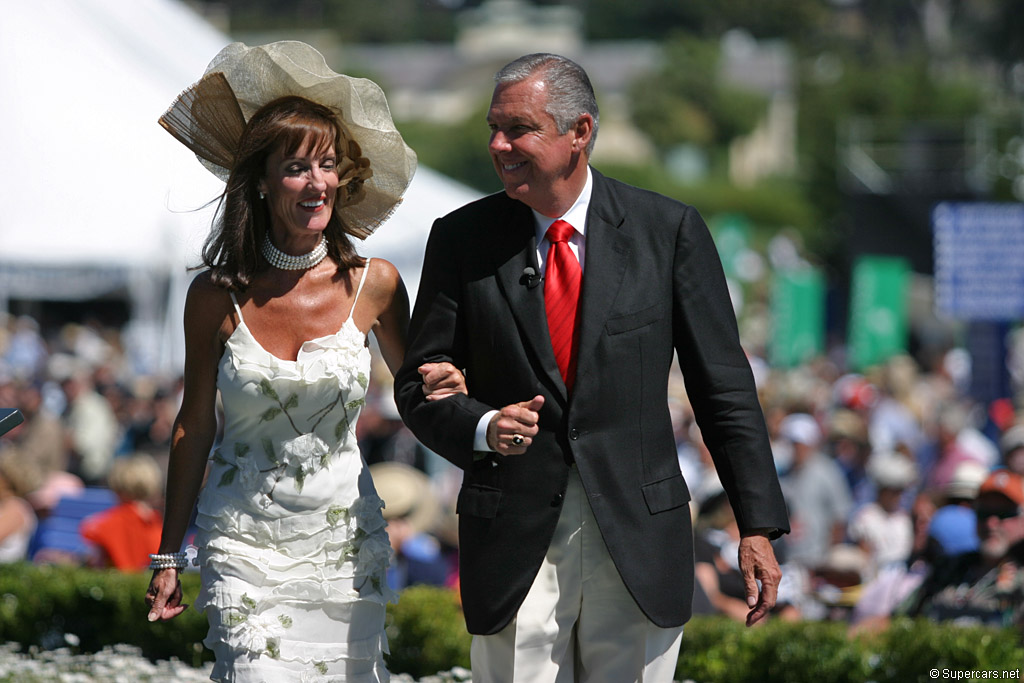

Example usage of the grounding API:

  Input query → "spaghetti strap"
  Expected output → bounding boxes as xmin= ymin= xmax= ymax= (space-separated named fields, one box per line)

xmin=347 ymin=258 xmax=372 ymax=322
xmin=228 ymin=292 xmax=245 ymax=323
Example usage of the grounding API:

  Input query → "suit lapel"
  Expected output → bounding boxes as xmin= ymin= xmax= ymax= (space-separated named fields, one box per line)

xmin=575 ymin=173 xmax=631 ymax=389
xmin=493 ymin=202 xmax=566 ymax=400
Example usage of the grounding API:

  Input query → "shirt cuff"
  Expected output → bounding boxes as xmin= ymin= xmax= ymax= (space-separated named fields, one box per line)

xmin=474 ymin=410 xmax=499 ymax=452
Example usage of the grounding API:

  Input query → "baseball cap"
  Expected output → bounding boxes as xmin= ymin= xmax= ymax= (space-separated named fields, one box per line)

xmin=978 ymin=469 xmax=1024 ymax=506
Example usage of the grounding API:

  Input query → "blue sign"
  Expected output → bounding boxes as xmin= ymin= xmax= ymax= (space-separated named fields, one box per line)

xmin=933 ymin=202 xmax=1024 ymax=320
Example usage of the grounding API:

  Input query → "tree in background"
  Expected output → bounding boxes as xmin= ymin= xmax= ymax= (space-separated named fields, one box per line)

xmin=628 ymin=35 xmax=767 ymax=159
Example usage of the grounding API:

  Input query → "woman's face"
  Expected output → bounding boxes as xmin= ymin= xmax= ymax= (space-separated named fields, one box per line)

xmin=258 ymin=133 xmax=339 ymax=247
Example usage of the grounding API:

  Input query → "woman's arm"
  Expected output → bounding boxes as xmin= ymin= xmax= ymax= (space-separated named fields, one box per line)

xmin=365 ymin=260 xmax=466 ymax=396
xmin=146 ymin=274 xmax=228 ymax=622
xmin=366 ymin=259 xmax=410 ymax=377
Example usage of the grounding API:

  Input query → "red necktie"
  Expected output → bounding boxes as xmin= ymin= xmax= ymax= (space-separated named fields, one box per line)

xmin=544 ymin=219 xmax=582 ymax=391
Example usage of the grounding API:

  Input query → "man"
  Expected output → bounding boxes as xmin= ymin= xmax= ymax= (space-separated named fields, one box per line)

xmin=902 ymin=468 xmax=1024 ymax=627
xmin=777 ymin=412 xmax=853 ymax=570
xmin=396 ymin=53 xmax=789 ymax=682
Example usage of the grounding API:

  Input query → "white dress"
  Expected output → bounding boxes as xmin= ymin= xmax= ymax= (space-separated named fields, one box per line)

xmin=194 ymin=262 xmax=396 ymax=682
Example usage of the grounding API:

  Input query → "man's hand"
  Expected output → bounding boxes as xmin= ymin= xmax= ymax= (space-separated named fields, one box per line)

xmin=738 ymin=533 xmax=782 ymax=626
xmin=486 ymin=396 xmax=544 ymax=455
xmin=420 ymin=362 xmax=467 ymax=400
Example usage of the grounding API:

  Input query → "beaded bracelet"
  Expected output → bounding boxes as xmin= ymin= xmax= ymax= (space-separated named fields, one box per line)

xmin=148 ymin=552 xmax=189 ymax=571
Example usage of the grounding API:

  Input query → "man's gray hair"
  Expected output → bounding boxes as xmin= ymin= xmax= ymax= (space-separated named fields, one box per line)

xmin=495 ymin=53 xmax=599 ymax=156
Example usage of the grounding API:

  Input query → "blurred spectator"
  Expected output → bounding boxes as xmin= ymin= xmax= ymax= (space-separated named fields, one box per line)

xmin=927 ymin=460 xmax=988 ymax=558
xmin=371 ymin=462 xmax=452 ymax=591
xmin=900 ymin=469 xmax=1024 ymax=628
xmin=778 ymin=412 xmax=853 ymax=571
xmin=849 ymin=491 xmax=937 ymax=632
xmin=4 ymin=379 xmax=86 ymax=522
xmin=0 ymin=451 xmax=42 ymax=562
xmin=8 ymin=380 xmax=67 ymax=474
xmin=693 ymin=486 xmax=800 ymax=623
xmin=999 ymin=423 xmax=1024 ymax=476
xmin=60 ymin=367 xmax=119 ymax=485
xmin=359 ymin=393 xmax=428 ymax=472
xmin=847 ymin=452 xmax=917 ymax=578
xmin=59 ymin=322 xmax=115 ymax=371
xmin=25 ymin=468 xmax=84 ymax=522
xmin=827 ymin=409 xmax=873 ymax=508
xmin=677 ymin=420 xmax=718 ymax=506
xmin=671 ymin=397 xmax=702 ymax=490
xmin=806 ymin=543 xmax=869 ymax=621
xmin=79 ymin=453 xmax=164 ymax=571
xmin=867 ymin=356 xmax=924 ymax=457
xmin=2 ymin=316 xmax=49 ymax=382
xmin=924 ymin=402 xmax=998 ymax=492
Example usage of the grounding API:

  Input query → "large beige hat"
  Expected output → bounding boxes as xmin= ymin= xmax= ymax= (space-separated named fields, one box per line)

xmin=159 ymin=41 xmax=417 ymax=239
xmin=370 ymin=462 xmax=440 ymax=536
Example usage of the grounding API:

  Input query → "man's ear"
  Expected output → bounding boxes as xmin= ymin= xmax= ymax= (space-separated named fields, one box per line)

xmin=573 ymin=114 xmax=594 ymax=152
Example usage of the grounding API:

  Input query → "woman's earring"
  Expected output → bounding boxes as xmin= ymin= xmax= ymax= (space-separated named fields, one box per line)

xmin=259 ymin=191 xmax=266 ymax=200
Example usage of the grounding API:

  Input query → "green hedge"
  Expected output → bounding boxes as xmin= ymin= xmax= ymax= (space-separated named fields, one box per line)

xmin=1 ymin=564 xmax=1021 ymax=681
xmin=677 ymin=617 xmax=1024 ymax=683
xmin=0 ymin=563 xmax=210 ymax=667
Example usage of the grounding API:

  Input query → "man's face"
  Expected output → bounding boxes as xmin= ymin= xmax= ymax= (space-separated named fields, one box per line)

xmin=486 ymin=75 xmax=586 ymax=217
xmin=1006 ymin=447 xmax=1024 ymax=477
xmin=975 ymin=491 xmax=1024 ymax=562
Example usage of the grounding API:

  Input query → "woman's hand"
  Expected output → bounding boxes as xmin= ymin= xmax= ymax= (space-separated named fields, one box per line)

xmin=145 ymin=568 xmax=188 ymax=622
xmin=419 ymin=362 xmax=467 ymax=401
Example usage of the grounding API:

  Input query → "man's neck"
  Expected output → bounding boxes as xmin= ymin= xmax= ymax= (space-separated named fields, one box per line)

xmin=533 ymin=164 xmax=590 ymax=219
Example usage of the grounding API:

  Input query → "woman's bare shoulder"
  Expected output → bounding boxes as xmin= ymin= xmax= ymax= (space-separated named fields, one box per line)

xmin=183 ymin=271 xmax=234 ymax=335
xmin=365 ymin=257 xmax=401 ymax=284
xmin=367 ymin=257 xmax=408 ymax=302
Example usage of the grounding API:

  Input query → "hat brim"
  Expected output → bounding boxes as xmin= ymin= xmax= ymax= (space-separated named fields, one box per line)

xmin=199 ymin=41 xmax=416 ymax=239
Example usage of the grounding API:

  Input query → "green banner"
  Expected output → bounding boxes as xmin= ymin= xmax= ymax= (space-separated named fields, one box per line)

xmin=770 ymin=268 xmax=825 ymax=368
xmin=847 ymin=256 xmax=910 ymax=371
xmin=711 ymin=213 xmax=752 ymax=281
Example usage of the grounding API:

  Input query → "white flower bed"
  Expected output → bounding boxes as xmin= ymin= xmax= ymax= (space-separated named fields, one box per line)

xmin=0 ymin=643 xmax=474 ymax=683
xmin=0 ymin=643 xmax=212 ymax=682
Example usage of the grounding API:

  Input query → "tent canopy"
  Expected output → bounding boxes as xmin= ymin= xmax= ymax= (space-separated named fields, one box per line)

xmin=0 ymin=0 xmax=481 ymax=374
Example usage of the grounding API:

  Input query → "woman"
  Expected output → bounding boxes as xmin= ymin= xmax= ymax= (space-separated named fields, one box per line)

xmin=145 ymin=41 xmax=463 ymax=681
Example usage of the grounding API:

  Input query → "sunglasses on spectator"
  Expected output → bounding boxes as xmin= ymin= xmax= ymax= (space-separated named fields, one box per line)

xmin=975 ymin=506 xmax=1021 ymax=520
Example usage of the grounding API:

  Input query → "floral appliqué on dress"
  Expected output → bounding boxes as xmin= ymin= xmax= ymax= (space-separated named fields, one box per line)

xmin=211 ymin=373 xmax=368 ymax=507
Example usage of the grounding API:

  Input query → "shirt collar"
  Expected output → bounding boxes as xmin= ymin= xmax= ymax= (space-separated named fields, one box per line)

xmin=534 ymin=166 xmax=592 ymax=242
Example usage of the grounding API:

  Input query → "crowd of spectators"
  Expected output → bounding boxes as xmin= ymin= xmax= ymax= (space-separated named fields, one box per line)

xmin=1 ymin=309 xmax=1023 ymax=634
xmin=677 ymin=339 xmax=1024 ymax=631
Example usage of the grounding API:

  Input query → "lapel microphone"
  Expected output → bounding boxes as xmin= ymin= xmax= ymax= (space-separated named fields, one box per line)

xmin=522 ymin=266 xmax=541 ymax=289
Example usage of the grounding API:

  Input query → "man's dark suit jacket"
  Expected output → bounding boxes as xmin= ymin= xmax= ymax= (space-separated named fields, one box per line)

xmin=395 ymin=169 xmax=789 ymax=635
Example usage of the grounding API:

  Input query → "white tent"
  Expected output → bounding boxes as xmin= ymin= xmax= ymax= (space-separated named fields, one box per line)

xmin=0 ymin=0 xmax=480 ymax=376
xmin=361 ymin=166 xmax=482 ymax=306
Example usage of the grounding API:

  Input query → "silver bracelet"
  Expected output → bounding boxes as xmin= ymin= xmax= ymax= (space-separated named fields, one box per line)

xmin=148 ymin=552 xmax=189 ymax=571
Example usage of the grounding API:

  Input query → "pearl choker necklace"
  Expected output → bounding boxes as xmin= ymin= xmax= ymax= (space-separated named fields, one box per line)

xmin=261 ymin=233 xmax=328 ymax=271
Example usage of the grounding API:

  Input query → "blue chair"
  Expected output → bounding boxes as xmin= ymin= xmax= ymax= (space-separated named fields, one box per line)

xmin=29 ymin=487 xmax=118 ymax=561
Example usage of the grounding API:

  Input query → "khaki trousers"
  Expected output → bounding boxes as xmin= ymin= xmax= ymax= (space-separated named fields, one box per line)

xmin=471 ymin=467 xmax=684 ymax=683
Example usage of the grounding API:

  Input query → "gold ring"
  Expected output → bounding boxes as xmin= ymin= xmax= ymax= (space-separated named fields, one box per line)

xmin=511 ymin=435 xmax=524 ymax=446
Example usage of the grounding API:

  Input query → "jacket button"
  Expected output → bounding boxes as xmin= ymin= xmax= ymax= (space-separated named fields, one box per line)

xmin=569 ymin=428 xmax=579 ymax=440
xmin=551 ymin=493 xmax=564 ymax=506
